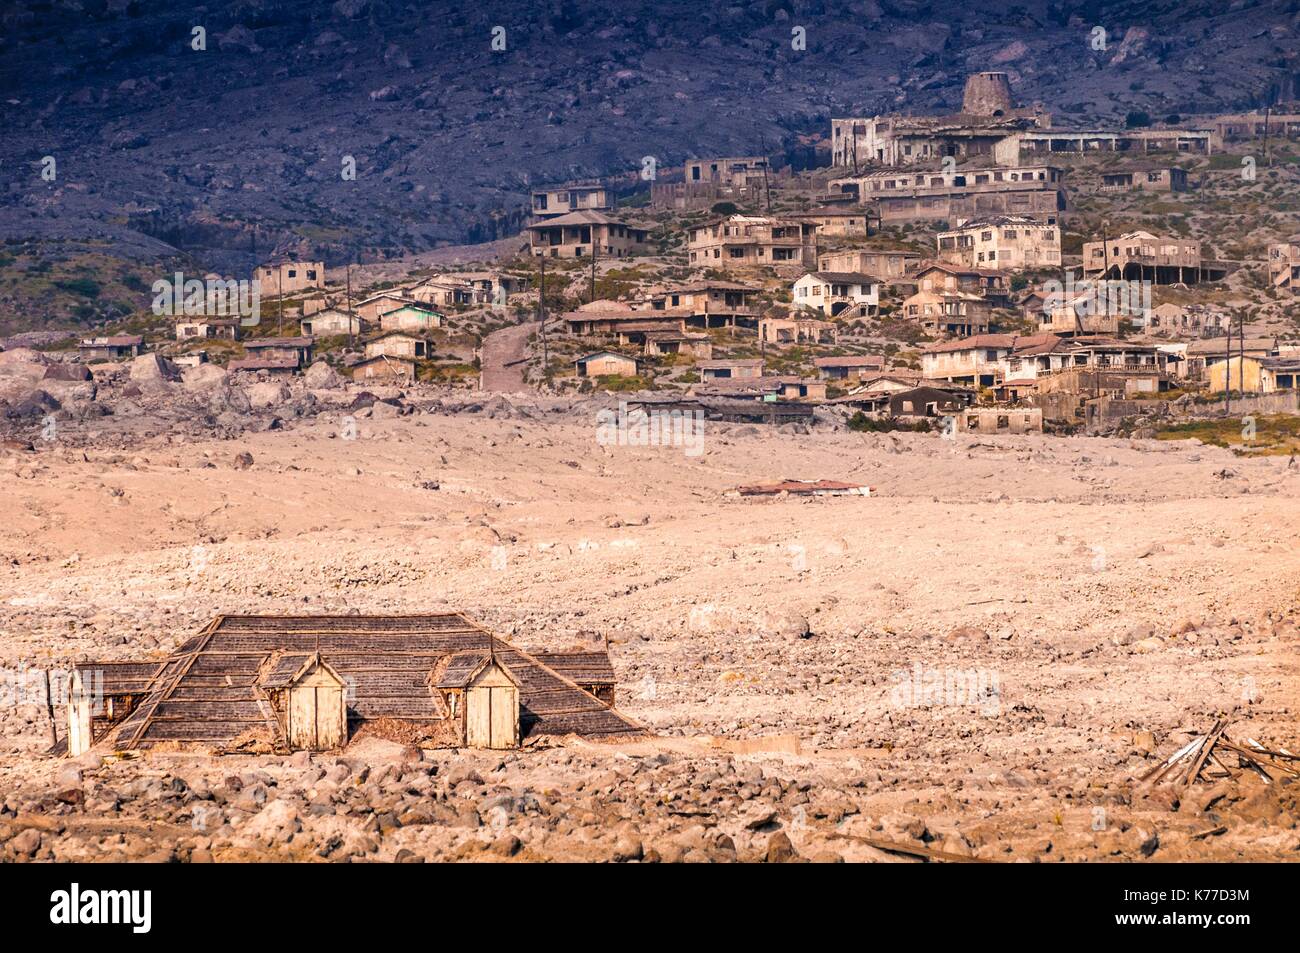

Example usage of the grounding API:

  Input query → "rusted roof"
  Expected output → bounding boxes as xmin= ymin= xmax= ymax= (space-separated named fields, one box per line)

xmin=98 ymin=614 xmax=641 ymax=751
xmin=244 ymin=336 xmax=313 ymax=348
xmin=730 ymin=480 xmax=871 ymax=497
xmin=813 ymin=355 xmax=885 ymax=368
xmin=71 ymin=661 xmax=167 ymax=695
xmin=530 ymin=651 xmax=616 ymax=685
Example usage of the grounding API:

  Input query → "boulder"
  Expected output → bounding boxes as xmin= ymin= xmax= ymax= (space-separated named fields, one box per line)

xmin=0 ymin=347 xmax=49 ymax=366
xmin=246 ymin=381 xmax=289 ymax=411
xmin=129 ymin=352 xmax=181 ymax=384
xmin=182 ymin=364 xmax=228 ymax=391
xmin=303 ymin=361 xmax=344 ymax=390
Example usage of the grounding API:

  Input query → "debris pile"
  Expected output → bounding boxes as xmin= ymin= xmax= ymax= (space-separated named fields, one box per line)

xmin=1137 ymin=720 xmax=1300 ymax=788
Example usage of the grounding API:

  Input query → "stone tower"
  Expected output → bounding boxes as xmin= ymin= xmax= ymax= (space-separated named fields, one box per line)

xmin=962 ymin=72 xmax=1015 ymax=116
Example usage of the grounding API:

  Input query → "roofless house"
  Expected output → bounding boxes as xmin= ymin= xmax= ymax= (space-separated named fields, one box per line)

xmin=58 ymin=614 xmax=640 ymax=756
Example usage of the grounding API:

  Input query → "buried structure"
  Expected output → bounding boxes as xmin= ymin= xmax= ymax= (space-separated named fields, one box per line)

xmin=57 ymin=614 xmax=640 ymax=756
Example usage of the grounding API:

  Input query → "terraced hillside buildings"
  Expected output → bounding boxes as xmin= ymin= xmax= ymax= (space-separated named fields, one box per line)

xmin=937 ymin=215 xmax=1061 ymax=271
xmin=687 ymin=214 xmax=818 ymax=272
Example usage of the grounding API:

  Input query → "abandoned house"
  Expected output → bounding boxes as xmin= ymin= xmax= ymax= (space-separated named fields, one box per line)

xmin=1268 ymin=243 xmax=1300 ymax=291
xmin=57 ymin=614 xmax=641 ymax=755
xmin=698 ymin=358 xmax=764 ymax=380
xmin=175 ymin=318 xmax=240 ymax=342
xmin=693 ymin=376 xmax=827 ymax=402
xmin=408 ymin=278 xmax=477 ymax=308
xmin=240 ymin=336 xmax=314 ymax=369
xmin=254 ymin=260 xmax=325 ymax=296
xmin=759 ymin=315 xmax=838 ymax=346
xmin=1183 ymin=337 xmax=1278 ymax=380
xmin=835 ymin=384 xmax=970 ymax=418
xmin=355 ymin=291 xmax=423 ymax=324
xmin=378 ymin=302 xmax=444 ymax=333
xmin=812 ymin=355 xmax=886 ymax=381
xmin=642 ymin=281 xmax=762 ymax=329
xmin=78 ymin=335 xmax=144 ymax=362
xmin=1006 ymin=127 xmax=1218 ymax=162
xmin=830 ymin=164 xmax=1066 ymax=226
xmin=792 ymin=272 xmax=880 ymax=318
xmin=1099 ymin=166 xmax=1189 ymax=192
xmin=527 ymin=211 xmax=649 ymax=259
xmin=789 ymin=206 xmax=871 ymax=237
xmin=651 ymin=157 xmax=769 ymax=210
xmin=299 ymin=307 xmax=364 ymax=337
xmin=903 ymin=289 xmax=993 ymax=338
xmin=937 ymin=215 xmax=1061 ymax=271
xmin=364 ymin=331 xmax=432 ymax=361
xmin=955 ymin=407 xmax=1044 ymax=434
xmin=920 ymin=333 xmax=1020 ymax=388
xmin=819 ymin=250 xmax=920 ymax=285
xmin=913 ymin=262 xmax=1010 ymax=303
xmin=1082 ymin=231 xmax=1225 ymax=284
xmin=575 ymin=351 xmax=641 ymax=378
xmin=531 ymin=183 xmax=612 ymax=221
xmin=687 ymin=215 xmax=818 ymax=273
xmin=352 ymin=354 xmax=416 ymax=382
xmin=1208 ymin=355 xmax=1300 ymax=394
xmin=641 ymin=331 xmax=713 ymax=359
xmin=561 ymin=303 xmax=687 ymax=337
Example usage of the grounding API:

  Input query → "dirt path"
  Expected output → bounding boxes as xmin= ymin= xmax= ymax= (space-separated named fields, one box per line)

xmin=479 ymin=320 xmax=539 ymax=392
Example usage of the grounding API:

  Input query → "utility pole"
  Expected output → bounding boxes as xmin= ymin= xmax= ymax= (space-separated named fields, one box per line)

xmin=538 ymin=254 xmax=548 ymax=383
xmin=1239 ymin=313 xmax=1245 ymax=397
xmin=1263 ymin=103 xmax=1273 ymax=168
xmin=346 ymin=261 xmax=354 ymax=350
xmin=276 ymin=262 xmax=284 ymax=336
xmin=590 ymin=241 xmax=598 ymax=304
xmin=1225 ymin=320 xmax=1232 ymax=412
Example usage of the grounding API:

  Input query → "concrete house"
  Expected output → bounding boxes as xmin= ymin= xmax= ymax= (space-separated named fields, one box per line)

xmin=531 ymin=183 xmax=612 ymax=221
xmin=355 ymin=291 xmax=422 ymax=324
xmin=574 ymin=351 xmax=641 ymax=378
xmin=789 ymin=206 xmax=871 ymax=237
xmin=818 ymin=249 xmax=922 ymax=280
xmin=175 ymin=319 xmax=240 ymax=341
xmin=408 ymin=278 xmax=476 ymax=308
xmin=364 ymin=331 xmax=432 ymax=361
xmin=254 ymin=260 xmax=325 ymax=296
xmin=921 ymin=334 xmax=1020 ymax=387
xmin=904 ymin=289 xmax=993 ymax=337
xmin=352 ymin=355 xmax=415 ymax=382
xmin=641 ymin=331 xmax=713 ymax=359
xmin=955 ymin=407 xmax=1044 ymax=434
xmin=687 ymin=215 xmax=818 ymax=272
xmin=1268 ymin=243 xmax=1300 ymax=291
xmin=830 ymin=164 xmax=1066 ymax=226
xmin=832 ymin=74 xmax=1050 ymax=168
xmin=379 ymin=302 xmax=444 ymax=332
xmin=1082 ymin=231 xmax=1223 ymax=284
xmin=793 ymin=272 xmax=880 ymax=318
xmin=300 ymin=307 xmax=363 ymax=337
xmin=937 ymin=215 xmax=1061 ymax=271
xmin=698 ymin=359 xmax=764 ymax=380
xmin=643 ymin=281 xmax=762 ymax=329
xmin=57 ymin=613 xmax=640 ymax=756
xmin=913 ymin=262 xmax=1010 ymax=301
xmin=1100 ymin=166 xmax=1189 ymax=192
xmin=232 ymin=336 xmax=314 ymax=374
xmin=527 ymin=211 xmax=649 ymax=259
xmin=1208 ymin=355 xmax=1300 ymax=394
xmin=812 ymin=355 xmax=886 ymax=380
xmin=759 ymin=315 xmax=838 ymax=345
xmin=78 ymin=335 xmax=144 ymax=361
